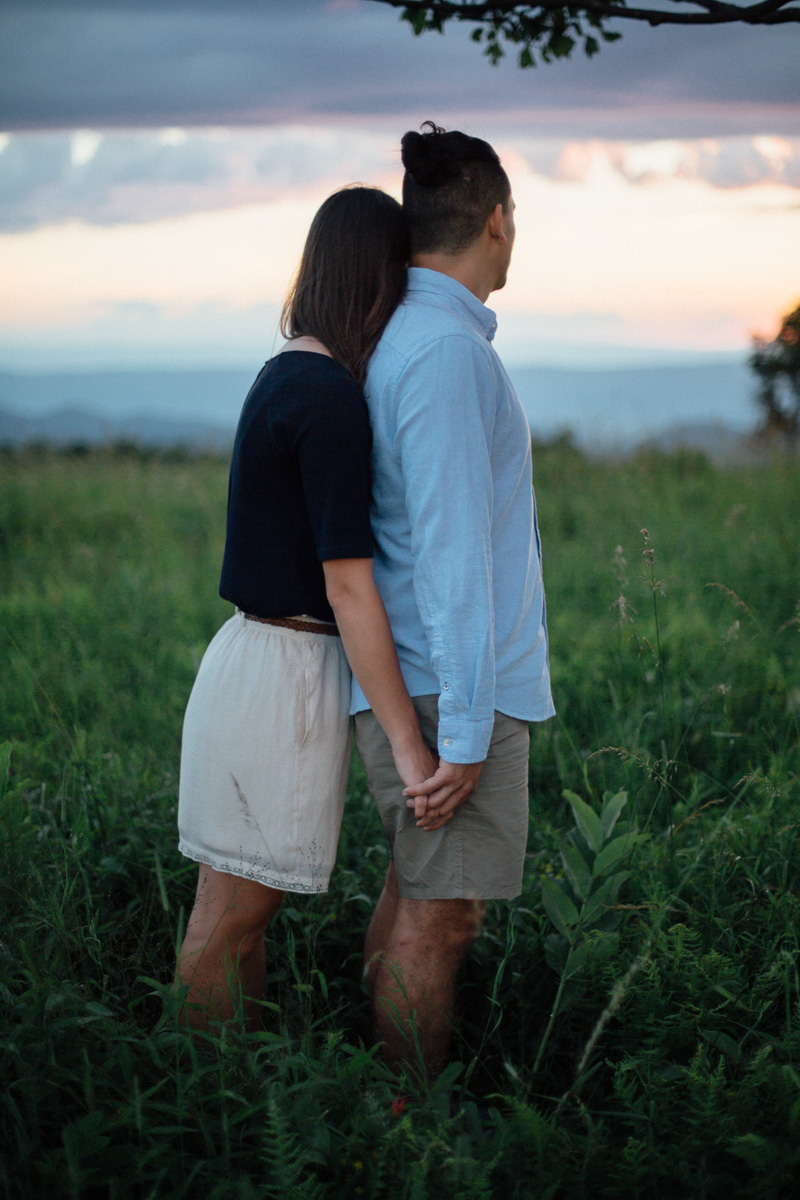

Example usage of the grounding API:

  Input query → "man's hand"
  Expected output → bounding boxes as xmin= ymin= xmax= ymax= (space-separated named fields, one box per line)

xmin=403 ymin=759 xmax=483 ymax=831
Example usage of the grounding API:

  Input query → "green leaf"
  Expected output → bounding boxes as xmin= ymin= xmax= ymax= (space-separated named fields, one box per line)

xmin=544 ymin=931 xmax=568 ymax=973
xmin=701 ymin=1028 xmax=742 ymax=1067
xmin=560 ymin=841 xmax=591 ymax=900
xmin=61 ymin=1112 xmax=111 ymax=1160
xmin=581 ymin=871 xmax=629 ymax=925
xmin=431 ymin=1060 xmax=464 ymax=1093
xmin=541 ymin=875 xmax=580 ymax=938
xmin=564 ymin=790 xmax=603 ymax=854
xmin=550 ymin=34 xmax=575 ymax=58
xmin=601 ymin=790 xmax=628 ymax=840
xmin=84 ymin=1001 xmax=113 ymax=1018
xmin=313 ymin=969 xmax=328 ymax=1000
xmin=593 ymin=832 xmax=641 ymax=878
xmin=728 ymin=1133 xmax=774 ymax=1171
xmin=584 ymin=929 xmax=619 ymax=963
xmin=404 ymin=10 xmax=428 ymax=36
xmin=337 ymin=1044 xmax=382 ymax=1079
xmin=562 ymin=941 xmax=590 ymax=981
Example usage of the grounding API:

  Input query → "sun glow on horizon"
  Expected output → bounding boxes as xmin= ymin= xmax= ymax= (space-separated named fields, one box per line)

xmin=0 ymin=126 xmax=798 ymax=367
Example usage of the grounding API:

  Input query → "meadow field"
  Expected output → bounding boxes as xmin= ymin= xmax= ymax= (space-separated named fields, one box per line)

xmin=1 ymin=440 xmax=799 ymax=1199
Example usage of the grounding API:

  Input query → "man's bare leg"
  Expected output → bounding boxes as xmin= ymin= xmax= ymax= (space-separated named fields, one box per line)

xmin=176 ymin=864 xmax=284 ymax=1032
xmin=371 ymin=891 xmax=485 ymax=1078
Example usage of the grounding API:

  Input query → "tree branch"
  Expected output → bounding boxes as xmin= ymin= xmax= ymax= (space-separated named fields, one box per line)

xmin=369 ymin=0 xmax=800 ymax=27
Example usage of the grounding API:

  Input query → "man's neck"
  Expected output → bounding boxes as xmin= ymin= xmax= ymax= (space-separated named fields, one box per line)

xmin=410 ymin=253 xmax=494 ymax=305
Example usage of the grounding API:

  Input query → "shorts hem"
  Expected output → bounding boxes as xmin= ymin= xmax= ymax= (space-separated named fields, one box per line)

xmin=178 ymin=842 xmax=331 ymax=895
xmin=395 ymin=884 xmax=522 ymax=901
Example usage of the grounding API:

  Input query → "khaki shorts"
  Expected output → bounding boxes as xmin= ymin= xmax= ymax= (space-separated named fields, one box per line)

xmin=354 ymin=695 xmax=530 ymax=900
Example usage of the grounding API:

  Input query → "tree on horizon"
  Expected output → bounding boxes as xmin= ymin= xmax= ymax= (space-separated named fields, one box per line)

xmin=751 ymin=303 xmax=800 ymax=445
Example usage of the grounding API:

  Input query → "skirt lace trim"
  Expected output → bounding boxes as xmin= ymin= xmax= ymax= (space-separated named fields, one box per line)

xmin=177 ymin=844 xmax=330 ymax=895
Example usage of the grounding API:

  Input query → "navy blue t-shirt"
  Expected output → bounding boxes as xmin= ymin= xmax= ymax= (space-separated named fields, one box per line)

xmin=219 ymin=351 xmax=374 ymax=623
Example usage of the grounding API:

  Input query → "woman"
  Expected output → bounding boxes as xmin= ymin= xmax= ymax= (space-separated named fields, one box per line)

xmin=176 ymin=186 xmax=437 ymax=1031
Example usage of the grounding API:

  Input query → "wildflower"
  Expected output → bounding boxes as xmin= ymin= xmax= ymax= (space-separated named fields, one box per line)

xmin=391 ymin=1095 xmax=406 ymax=1115
xmin=610 ymin=594 xmax=636 ymax=625
xmin=640 ymin=528 xmax=665 ymax=595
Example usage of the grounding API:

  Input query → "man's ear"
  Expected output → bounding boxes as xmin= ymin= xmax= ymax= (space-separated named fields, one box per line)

xmin=486 ymin=202 xmax=507 ymax=243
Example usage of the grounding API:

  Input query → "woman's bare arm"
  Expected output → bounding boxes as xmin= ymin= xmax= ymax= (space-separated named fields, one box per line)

xmin=322 ymin=557 xmax=450 ymax=829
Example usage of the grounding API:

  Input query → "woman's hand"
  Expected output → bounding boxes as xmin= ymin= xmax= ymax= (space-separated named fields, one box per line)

xmin=390 ymin=737 xmax=439 ymax=826
xmin=391 ymin=729 xmax=448 ymax=825
xmin=391 ymin=738 xmax=438 ymax=792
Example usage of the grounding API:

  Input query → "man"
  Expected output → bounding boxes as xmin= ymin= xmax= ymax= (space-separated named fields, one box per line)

xmin=352 ymin=122 xmax=554 ymax=1077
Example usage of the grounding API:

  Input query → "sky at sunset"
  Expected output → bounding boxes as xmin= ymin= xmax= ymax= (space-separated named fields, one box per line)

xmin=1 ymin=0 xmax=799 ymax=372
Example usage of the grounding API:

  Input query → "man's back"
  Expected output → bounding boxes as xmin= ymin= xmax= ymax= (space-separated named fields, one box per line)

xmin=352 ymin=266 xmax=554 ymax=765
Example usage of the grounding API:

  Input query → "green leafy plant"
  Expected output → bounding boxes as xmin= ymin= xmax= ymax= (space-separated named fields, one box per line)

xmin=535 ymin=789 xmax=646 ymax=1072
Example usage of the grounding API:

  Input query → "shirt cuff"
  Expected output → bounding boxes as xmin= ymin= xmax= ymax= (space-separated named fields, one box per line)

xmin=436 ymin=715 xmax=495 ymax=764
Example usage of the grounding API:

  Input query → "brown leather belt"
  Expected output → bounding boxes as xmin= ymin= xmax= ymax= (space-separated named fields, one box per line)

xmin=244 ymin=613 xmax=340 ymax=637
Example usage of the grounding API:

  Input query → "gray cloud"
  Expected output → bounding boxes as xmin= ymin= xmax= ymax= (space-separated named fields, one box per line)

xmin=3 ymin=126 xmax=798 ymax=235
xmin=690 ymin=139 xmax=800 ymax=189
xmin=0 ymin=127 xmax=397 ymax=231
xmin=0 ymin=0 xmax=798 ymax=138
xmin=515 ymin=135 xmax=800 ymax=189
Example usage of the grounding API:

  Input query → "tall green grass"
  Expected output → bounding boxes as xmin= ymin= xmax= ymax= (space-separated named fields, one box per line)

xmin=1 ymin=441 xmax=798 ymax=1199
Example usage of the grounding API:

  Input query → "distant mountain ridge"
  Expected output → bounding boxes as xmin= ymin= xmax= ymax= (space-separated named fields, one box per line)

xmin=0 ymin=361 xmax=759 ymax=459
xmin=0 ymin=367 xmax=253 ymax=428
xmin=0 ymin=405 xmax=233 ymax=452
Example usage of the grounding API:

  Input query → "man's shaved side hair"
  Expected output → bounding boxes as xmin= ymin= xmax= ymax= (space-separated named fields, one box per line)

xmin=401 ymin=121 xmax=511 ymax=256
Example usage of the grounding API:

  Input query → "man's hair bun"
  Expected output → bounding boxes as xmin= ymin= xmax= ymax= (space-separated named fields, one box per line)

xmin=401 ymin=120 xmax=503 ymax=190
xmin=401 ymin=124 xmax=461 ymax=188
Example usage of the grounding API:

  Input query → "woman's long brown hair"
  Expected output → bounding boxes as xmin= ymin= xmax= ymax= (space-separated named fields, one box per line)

xmin=280 ymin=186 xmax=409 ymax=386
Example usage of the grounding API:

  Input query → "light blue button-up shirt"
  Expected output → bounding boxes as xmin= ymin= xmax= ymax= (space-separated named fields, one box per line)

xmin=351 ymin=267 xmax=555 ymax=762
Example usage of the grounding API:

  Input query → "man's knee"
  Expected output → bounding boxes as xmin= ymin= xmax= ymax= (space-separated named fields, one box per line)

xmin=394 ymin=897 xmax=485 ymax=960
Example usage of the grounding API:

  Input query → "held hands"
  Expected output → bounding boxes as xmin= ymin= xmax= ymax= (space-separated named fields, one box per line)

xmin=403 ymin=759 xmax=483 ymax=832
xmin=391 ymin=739 xmax=438 ymax=800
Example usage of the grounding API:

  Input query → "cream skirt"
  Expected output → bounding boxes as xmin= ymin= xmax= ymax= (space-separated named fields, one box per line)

xmin=178 ymin=612 xmax=351 ymax=893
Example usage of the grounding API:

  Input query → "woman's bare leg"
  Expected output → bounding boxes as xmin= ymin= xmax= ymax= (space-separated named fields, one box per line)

xmin=176 ymin=864 xmax=284 ymax=1032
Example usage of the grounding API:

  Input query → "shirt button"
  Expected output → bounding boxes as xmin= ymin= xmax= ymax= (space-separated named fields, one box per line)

xmin=443 ymin=737 xmax=452 ymax=747
xmin=442 ymin=682 xmax=450 ymax=690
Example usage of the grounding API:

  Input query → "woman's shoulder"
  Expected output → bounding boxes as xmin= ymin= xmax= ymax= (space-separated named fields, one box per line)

xmin=270 ymin=352 xmax=364 ymax=404
xmin=246 ymin=353 xmax=366 ymax=440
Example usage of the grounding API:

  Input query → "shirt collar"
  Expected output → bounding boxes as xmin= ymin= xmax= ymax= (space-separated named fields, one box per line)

xmin=406 ymin=267 xmax=498 ymax=343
